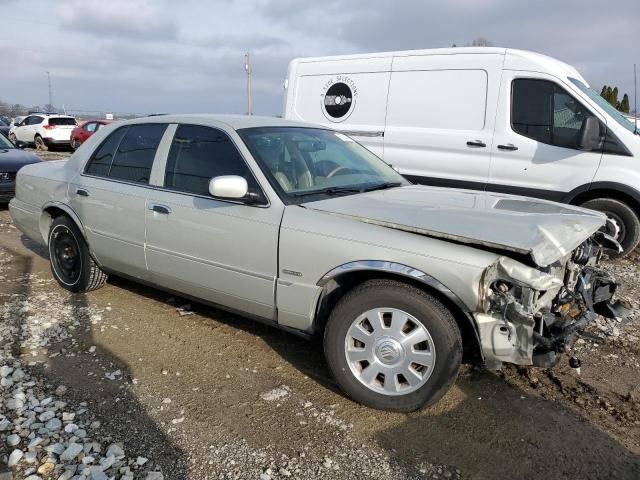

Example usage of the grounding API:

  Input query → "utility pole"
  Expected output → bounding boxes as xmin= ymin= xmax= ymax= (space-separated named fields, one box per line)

xmin=46 ymin=71 xmax=53 ymax=110
xmin=244 ymin=52 xmax=252 ymax=115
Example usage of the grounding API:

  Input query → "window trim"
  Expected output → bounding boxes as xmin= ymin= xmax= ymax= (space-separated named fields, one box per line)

xmin=509 ymin=77 xmax=602 ymax=151
xmin=81 ymin=122 xmax=271 ymax=208
xmin=161 ymin=123 xmax=270 ymax=206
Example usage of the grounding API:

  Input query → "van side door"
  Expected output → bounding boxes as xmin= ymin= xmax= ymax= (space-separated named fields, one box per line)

xmin=384 ymin=52 xmax=503 ymax=187
xmin=488 ymin=72 xmax=604 ymax=198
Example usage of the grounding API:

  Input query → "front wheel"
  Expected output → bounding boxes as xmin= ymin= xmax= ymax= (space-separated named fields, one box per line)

xmin=324 ymin=279 xmax=462 ymax=412
xmin=8 ymin=132 xmax=17 ymax=143
xmin=48 ymin=216 xmax=108 ymax=292
xmin=581 ymin=198 xmax=640 ymax=257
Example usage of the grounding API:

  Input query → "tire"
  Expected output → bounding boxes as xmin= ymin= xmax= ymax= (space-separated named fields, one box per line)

xmin=48 ymin=216 xmax=108 ymax=293
xmin=71 ymin=138 xmax=80 ymax=150
xmin=324 ymin=279 xmax=462 ymax=412
xmin=35 ymin=135 xmax=48 ymax=151
xmin=8 ymin=132 xmax=17 ymax=143
xmin=581 ymin=198 xmax=640 ymax=257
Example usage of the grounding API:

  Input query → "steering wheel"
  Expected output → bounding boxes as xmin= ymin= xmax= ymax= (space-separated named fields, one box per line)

xmin=326 ymin=165 xmax=355 ymax=178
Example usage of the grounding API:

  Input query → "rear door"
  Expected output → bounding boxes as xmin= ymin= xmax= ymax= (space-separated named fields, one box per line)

xmin=384 ymin=52 xmax=504 ymax=187
xmin=488 ymin=73 xmax=604 ymax=196
xmin=69 ymin=123 xmax=169 ymax=279
xmin=286 ymin=56 xmax=392 ymax=158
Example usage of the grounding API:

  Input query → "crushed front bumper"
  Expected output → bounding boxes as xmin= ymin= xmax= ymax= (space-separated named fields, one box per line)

xmin=476 ymin=258 xmax=630 ymax=369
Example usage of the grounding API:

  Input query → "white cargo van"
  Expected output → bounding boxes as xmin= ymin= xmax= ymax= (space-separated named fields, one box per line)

xmin=283 ymin=48 xmax=640 ymax=256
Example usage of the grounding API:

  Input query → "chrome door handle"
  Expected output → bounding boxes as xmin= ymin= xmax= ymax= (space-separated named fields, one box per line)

xmin=149 ymin=204 xmax=172 ymax=214
xmin=497 ymin=143 xmax=518 ymax=151
xmin=466 ymin=140 xmax=486 ymax=148
xmin=76 ymin=188 xmax=89 ymax=197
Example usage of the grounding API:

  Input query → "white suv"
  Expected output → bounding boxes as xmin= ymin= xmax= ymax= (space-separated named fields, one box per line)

xmin=9 ymin=113 xmax=77 ymax=150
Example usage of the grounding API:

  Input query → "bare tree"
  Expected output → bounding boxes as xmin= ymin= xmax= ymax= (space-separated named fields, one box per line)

xmin=468 ymin=37 xmax=494 ymax=47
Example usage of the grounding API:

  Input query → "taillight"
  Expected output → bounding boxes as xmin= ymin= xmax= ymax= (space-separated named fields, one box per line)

xmin=43 ymin=124 xmax=55 ymax=130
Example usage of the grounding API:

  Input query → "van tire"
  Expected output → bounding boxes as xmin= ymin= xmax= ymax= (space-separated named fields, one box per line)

xmin=323 ymin=279 xmax=462 ymax=412
xmin=48 ymin=216 xmax=108 ymax=292
xmin=581 ymin=198 xmax=640 ymax=257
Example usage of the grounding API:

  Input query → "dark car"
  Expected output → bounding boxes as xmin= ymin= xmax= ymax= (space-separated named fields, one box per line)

xmin=0 ymin=118 xmax=10 ymax=137
xmin=0 ymin=133 xmax=41 ymax=203
xmin=70 ymin=119 xmax=112 ymax=150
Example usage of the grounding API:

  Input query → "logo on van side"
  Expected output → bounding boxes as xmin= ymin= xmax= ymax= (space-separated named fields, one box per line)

xmin=321 ymin=76 xmax=357 ymax=122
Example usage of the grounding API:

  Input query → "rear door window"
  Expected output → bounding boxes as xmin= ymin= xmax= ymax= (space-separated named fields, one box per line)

xmin=84 ymin=124 xmax=167 ymax=183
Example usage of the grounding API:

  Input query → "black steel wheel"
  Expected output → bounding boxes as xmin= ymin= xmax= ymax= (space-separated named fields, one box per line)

xmin=48 ymin=216 xmax=108 ymax=292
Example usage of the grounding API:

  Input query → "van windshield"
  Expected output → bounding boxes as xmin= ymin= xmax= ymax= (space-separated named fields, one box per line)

xmin=569 ymin=78 xmax=636 ymax=133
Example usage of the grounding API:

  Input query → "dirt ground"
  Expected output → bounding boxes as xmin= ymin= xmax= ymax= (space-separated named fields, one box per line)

xmin=1 ymin=149 xmax=639 ymax=479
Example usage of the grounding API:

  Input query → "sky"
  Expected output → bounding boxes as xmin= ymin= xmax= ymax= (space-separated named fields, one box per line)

xmin=1 ymin=0 xmax=638 ymax=116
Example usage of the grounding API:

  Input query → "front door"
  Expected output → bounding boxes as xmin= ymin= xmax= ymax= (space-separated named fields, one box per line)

xmin=69 ymin=123 xmax=169 ymax=279
xmin=488 ymin=73 xmax=604 ymax=198
xmin=144 ymin=124 xmax=282 ymax=320
xmin=15 ymin=116 xmax=42 ymax=143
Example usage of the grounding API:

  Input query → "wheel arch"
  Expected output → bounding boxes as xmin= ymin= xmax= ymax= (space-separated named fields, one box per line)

xmin=565 ymin=182 xmax=640 ymax=217
xmin=313 ymin=261 xmax=483 ymax=365
xmin=40 ymin=202 xmax=88 ymax=246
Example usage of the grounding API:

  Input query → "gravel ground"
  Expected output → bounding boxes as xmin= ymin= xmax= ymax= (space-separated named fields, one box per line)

xmin=1 ymin=149 xmax=639 ymax=479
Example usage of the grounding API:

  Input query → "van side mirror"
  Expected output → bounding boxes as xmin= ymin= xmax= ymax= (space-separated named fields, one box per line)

xmin=209 ymin=175 xmax=249 ymax=200
xmin=578 ymin=116 xmax=601 ymax=151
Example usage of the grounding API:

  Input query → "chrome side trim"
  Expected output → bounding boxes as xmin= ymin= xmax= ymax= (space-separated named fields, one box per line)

xmin=337 ymin=130 xmax=384 ymax=138
xmin=317 ymin=260 xmax=470 ymax=312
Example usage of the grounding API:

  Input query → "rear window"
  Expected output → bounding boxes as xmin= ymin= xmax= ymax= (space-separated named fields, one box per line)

xmin=49 ymin=117 xmax=77 ymax=126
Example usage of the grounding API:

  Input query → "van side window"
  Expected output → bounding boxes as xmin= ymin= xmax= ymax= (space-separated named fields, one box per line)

xmin=511 ymin=79 xmax=601 ymax=150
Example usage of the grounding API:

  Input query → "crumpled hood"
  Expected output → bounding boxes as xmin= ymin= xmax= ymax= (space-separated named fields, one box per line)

xmin=304 ymin=185 xmax=607 ymax=267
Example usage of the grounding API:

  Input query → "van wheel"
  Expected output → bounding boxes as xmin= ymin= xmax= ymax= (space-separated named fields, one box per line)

xmin=48 ymin=216 xmax=108 ymax=292
xmin=324 ymin=279 xmax=462 ymax=412
xmin=581 ymin=198 xmax=640 ymax=257
xmin=35 ymin=135 xmax=48 ymax=151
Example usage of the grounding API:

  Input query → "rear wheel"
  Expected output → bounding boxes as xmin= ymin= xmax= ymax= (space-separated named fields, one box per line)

xmin=48 ymin=216 xmax=108 ymax=292
xmin=34 ymin=135 xmax=48 ymax=151
xmin=581 ymin=198 xmax=640 ymax=257
xmin=324 ymin=279 xmax=462 ymax=411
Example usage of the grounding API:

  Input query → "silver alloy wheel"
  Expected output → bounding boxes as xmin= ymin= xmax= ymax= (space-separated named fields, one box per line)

xmin=344 ymin=308 xmax=436 ymax=396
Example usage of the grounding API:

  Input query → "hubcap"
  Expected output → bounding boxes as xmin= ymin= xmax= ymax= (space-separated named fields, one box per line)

xmin=344 ymin=308 xmax=436 ymax=396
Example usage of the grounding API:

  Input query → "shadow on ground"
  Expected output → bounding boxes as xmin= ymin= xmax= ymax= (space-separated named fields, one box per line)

xmin=1 ymin=233 xmax=189 ymax=478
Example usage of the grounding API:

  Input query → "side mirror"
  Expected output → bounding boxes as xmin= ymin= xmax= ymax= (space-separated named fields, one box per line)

xmin=209 ymin=175 xmax=249 ymax=200
xmin=578 ymin=116 xmax=601 ymax=151
xmin=15 ymin=140 xmax=27 ymax=149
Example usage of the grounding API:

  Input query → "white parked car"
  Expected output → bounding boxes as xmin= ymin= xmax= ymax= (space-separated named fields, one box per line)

xmin=284 ymin=48 xmax=640 ymax=256
xmin=9 ymin=113 xmax=77 ymax=150
xmin=9 ymin=114 xmax=627 ymax=411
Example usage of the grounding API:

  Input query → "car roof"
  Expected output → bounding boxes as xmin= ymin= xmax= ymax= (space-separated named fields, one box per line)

xmin=121 ymin=114 xmax=315 ymax=130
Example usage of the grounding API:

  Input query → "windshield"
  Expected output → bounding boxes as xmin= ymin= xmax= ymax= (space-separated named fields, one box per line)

xmin=49 ymin=117 xmax=77 ymax=126
xmin=0 ymin=133 xmax=15 ymax=149
xmin=238 ymin=127 xmax=408 ymax=200
xmin=569 ymin=78 xmax=636 ymax=133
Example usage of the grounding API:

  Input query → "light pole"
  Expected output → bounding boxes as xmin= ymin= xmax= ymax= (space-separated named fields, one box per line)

xmin=46 ymin=71 xmax=53 ymax=110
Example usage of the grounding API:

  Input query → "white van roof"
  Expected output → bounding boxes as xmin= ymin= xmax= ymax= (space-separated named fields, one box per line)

xmin=289 ymin=47 xmax=587 ymax=86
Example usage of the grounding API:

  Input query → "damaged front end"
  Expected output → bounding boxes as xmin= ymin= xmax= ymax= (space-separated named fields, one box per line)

xmin=476 ymin=230 xmax=630 ymax=369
